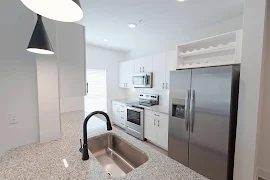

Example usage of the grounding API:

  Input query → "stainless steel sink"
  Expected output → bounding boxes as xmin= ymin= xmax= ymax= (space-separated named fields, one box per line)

xmin=88 ymin=133 xmax=148 ymax=177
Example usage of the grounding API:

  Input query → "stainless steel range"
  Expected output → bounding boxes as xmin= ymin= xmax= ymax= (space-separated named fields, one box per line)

xmin=126 ymin=94 xmax=159 ymax=141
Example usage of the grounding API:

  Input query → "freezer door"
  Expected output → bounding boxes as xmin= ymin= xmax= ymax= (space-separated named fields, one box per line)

xmin=168 ymin=69 xmax=191 ymax=167
xmin=189 ymin=66 xmax=234 ymax=180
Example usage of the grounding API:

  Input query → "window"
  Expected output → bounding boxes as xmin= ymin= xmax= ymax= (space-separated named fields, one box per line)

xmin=85 ymin=69 xmax=107 ymax=114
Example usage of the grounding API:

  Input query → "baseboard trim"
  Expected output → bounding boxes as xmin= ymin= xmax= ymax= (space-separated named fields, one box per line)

xmin=257 ymin=168 xmax=270 ymax=180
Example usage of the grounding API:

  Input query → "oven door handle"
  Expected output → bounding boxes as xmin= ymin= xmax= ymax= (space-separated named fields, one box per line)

xmin=127 ymin=106 xmax=144 ymax=112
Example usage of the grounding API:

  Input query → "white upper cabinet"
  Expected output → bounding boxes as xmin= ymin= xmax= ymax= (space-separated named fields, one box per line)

xmin=152 ymin=50 xmax=177 ymax=90
xmin=119 ymin=60 xmax=134 ymax=88
xmin=134 ymin=56 xmax=153 ymax=73
xmin=166 ymin=50 xmax=177 ymax=89
xmin=119 ymin=62 xmax=126 ymax=88
xmin=120 ymin=50 xmax=177 ymax=90
xmin=125 ymin=60 xmax=134 ymax=88
xmin=153 ymin=52 xmax=167 ymax=89
xmin=143 ymin=56 xmax=153 ymax=72
xmin=134 ymin=58 xmax=144 ymax=73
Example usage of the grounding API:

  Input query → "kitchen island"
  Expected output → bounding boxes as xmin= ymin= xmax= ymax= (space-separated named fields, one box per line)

xmin=0 ymin=111 xmax=208 ymax=180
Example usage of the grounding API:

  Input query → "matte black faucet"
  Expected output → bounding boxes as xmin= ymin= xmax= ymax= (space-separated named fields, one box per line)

xmin=79 ymin=111 xmax=112 ymax=161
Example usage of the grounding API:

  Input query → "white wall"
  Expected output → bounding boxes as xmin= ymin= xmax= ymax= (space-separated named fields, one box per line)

xmin=36 ymin=17 xmax=61 ymax=143
xmin=234 ymin=0 xmax=267 ymax=179
xmin=57 ymin=22 xmax=86 ymax=113
xmin=126 ymin=88 xmax=169 ymax=106
xmin=0 ymin=0 xmax=39 ymax=155
xmin=128 ymin=15 xmax=243 ymax=59
xmin=256 ymin=5 xmax=270 ymax=180
xmin=86 ymin=45 xmax=127 ymax=117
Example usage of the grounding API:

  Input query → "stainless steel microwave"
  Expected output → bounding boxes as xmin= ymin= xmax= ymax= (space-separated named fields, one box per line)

xmin=132 ymin=73 xmax=153 ymax=88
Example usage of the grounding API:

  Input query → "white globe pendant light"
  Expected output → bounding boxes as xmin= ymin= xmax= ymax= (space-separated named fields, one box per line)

xmin=21 ymin=0 xmax=83 ymax=22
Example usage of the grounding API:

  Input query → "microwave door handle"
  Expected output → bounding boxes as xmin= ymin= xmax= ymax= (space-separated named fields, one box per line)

xmin=144 ymin=74 xmax=148 ymax=86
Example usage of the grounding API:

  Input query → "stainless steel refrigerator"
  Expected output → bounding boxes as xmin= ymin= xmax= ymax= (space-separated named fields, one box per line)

xmin=168 ymin=65 xmax=240 ymax=180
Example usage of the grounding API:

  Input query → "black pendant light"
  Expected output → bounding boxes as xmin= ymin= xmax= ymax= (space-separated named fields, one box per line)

xmin=21 ymin=0 xmax=83 ymax=22
xmin=27 ymin=15 xmax=54 ymax=55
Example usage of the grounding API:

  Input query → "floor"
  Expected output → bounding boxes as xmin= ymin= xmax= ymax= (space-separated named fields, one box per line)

xmin=83 ymin=111 xmax=168 ymax=156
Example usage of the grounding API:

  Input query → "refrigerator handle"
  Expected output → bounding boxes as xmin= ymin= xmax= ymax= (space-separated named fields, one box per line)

xmin=184 ymin=90 xmax=190 ymax=131
xmin=190 ymin=90 xmax=195 ymax=132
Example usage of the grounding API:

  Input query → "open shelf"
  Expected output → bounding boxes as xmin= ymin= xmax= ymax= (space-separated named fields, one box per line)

xmin=180 ymin=42 xmax=235 ymax=57
xmin=176 ymin=30 xmax=243 ymax=69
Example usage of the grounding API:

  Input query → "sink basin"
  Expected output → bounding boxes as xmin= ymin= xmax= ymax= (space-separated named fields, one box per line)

xmin=88 ymin=133 xmax=148 ymax=177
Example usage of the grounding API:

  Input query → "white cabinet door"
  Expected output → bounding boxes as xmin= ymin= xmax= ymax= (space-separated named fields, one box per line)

xmin=134 ymin=56 xmax=153 ymax=73
xmin=144 ymin=115 xmax=157 ymax=142
xmin=112 ymin=102 xmax=120 ymax=125
xmin=119 ymin=60 xmax=134 ymax=88
xmin=125 ymin=60 xmax=134 ymax=88
xmin=119 ymin=62 xmax=126 ymax=88
xmin=156 ymin=115 xmax=169 ymax=150
xmin=166 ymin=50 xmax=177 ymax=89
xmin=134 ymin=58 xmax=144 ymax=73
xmin=119 ymin=104 xmax=127 ymax=129
xmin=153 ymin=53 xmax=167 ymax=90
xmin=142 ymin=56 xmax=153 ymax=73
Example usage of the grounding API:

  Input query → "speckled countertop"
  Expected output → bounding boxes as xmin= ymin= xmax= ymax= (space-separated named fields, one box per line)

xmin=113 ymin=99 xmax=136 ymax=104
xmin=0 ymin=112 xmax=207 ymax=180
xmin=144 ymin=105 xmax=169 ymax=114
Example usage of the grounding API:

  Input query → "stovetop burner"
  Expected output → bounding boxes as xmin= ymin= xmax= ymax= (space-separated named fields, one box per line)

xmin=127 ymin=94 xmax=159 ymax=108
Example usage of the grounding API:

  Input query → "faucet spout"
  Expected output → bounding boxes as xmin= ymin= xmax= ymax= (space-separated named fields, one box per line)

xmin=81 ymin=111 xmax=112 ymax=161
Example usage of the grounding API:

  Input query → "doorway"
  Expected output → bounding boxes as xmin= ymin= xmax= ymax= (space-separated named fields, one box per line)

xmin=84 ymin=69 xmax=107 ymax=133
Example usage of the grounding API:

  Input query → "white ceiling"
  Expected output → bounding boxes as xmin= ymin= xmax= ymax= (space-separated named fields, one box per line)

xmin=78 ymin=0 xmax=244 ymax=57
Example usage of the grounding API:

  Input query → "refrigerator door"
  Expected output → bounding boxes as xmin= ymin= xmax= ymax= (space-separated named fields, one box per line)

xmin=168 ymin=69 xmax=191 ymax=167
xmin=189 ymin=66 xmax=234 ymax=180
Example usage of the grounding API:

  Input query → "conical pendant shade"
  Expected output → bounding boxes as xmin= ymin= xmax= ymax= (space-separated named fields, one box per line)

xmin=21 ymin=0 xmax=83 ymax=22
xmin=27 ymin=15 xmax=54 ymax=55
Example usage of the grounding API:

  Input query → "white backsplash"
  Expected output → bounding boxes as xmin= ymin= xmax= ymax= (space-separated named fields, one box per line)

xmin=125 ymin=88 xmax=169 ymax=106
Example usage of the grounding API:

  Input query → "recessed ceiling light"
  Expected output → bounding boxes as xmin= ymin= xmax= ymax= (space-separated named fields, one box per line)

xmin=128 ymin=23 xmax=137 ymax=28
xmin=176 ymin=0 xmax=186 ymax=2
xmin=104 ymin=39 xmax=109 ymax=42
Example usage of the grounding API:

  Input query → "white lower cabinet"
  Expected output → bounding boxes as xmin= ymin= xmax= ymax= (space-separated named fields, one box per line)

xmin=112 ymin=101 xmax=126 ymax=129
xmin=144 ymin=115 xmax=156 ymax=143
xmin=144 ymin=110 xmax=169 ymax=150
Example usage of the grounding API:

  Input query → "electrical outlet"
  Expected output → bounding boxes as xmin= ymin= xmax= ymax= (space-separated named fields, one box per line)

xmin=9 ymin=113 xmax=18 ymax=124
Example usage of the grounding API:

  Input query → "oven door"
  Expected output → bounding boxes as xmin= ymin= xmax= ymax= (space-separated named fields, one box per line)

xmin=126 ymin=106 xmax=144 ymax=140
xmin=133 ymin=73 xmax=152 ymax=88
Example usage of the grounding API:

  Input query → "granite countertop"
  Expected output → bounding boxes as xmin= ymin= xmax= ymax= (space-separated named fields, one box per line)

xmin=113 ymin=99 xmax=169 ymax=114
xmin=0 ymin=112 xmax=207 ymax=180
xmin=113 ymin=99 xmax=136 ymax=104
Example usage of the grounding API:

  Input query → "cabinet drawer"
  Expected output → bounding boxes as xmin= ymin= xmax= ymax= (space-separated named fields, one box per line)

xmin=145 ymin=110 xmax=168 ymax=120
xmin=120 ymin=115 xmax=126 ymax=120
xmin=145 ymin=109 xmax=157 ymax=117
xmin=119 ymin=109 xmax=126 ymax=114
xmin=119 ymin=117 xmax=126 ymax=128
xmin=112 ymin=101 xmax=120 ymax=106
